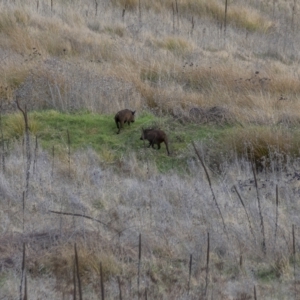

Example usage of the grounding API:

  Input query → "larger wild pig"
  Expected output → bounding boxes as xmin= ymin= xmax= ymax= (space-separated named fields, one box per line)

xmin=140 ymin=128 xmax=170 ymax=156
xmin=114 ymin=109 xmax=136 ymax=134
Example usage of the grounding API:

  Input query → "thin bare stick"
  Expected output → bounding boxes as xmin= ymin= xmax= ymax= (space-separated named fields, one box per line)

xmin=251 ymin=160 xmax=266 ymax=254
xmin=291 ymin=0 xmax=297 ymax=31
xmin=192 ymin=141 xmax=226 ymax=231
xmin=191 ymin=16 xmax=195 ymax=36
xmin=188 ymin=254 xmax=192 ymax=295
xmin=16 ymin=96 xmax=31 ymax=198
xmin=172 ymin=3 xmax=175 ymax=33
xmin=239 ymin=254 xmax=243 ymax=268
xmin=138 ymin=233 xmax=142 ymax=300
xmin=274 ymin=184 xmax=279 ymax=248
xmin=33 ymin=136 xmax=38 ymax=175
xmin=175 ymin=0 xmax=179 ymax=30
xmin=100 ymin=262 xmax=105 ymax=300
xmin=67 ymin=130 xmax=71 ymax=177
xmin=122 ymin=4 xmax=126 ymax=22
xmin=254 ymin=285 xmax=257 ymax=300
xmin=139 ymin=0 xmax=141 ymax=23
xmin=24 ymin=273 xmax=27 ymax=300
xmin=94 ymin=0 xmax=98 ymax=16
xmin=204 ymin=232 xmax=210 ymax=297
xmin=117 ymin=276 xmax=123 ymax=300
xmin=73 ymin=258 xmax=77 ymax=300
xmin=74 ymin=244 xmax=82 ymax=300
xmin=233 ymin=185 xmax=255 ymax=241
xmin=293 ymin=225 xmax=296 ymax=288
xmin=22 ymin=191 xmax=25 ymax=233
xmin=49 ymin=210 xmax=120 ymax=233
xmin=19 ymin=243 xmax=26 ymax=300
xmin=51 ymin=145 xmax=55 ymax=177
xmin=0 ymin=105 xmax=5 ymax=173
xmin=224 ymin=0 xmax=228 ymax=39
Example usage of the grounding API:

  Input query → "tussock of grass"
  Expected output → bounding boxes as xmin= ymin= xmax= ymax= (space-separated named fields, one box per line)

xmin=0 ymin=9 xmax=17 ymax=34
xmin=209 ymin=126 xmax=300 ymax=169
xmin=29 ymin=241 xmax=121 ymax=285
xmin=104 ymin=24 xmax=126 ymax=37
xmin=5 ymin=113 xmax=40 ymax=138
xmin=228 ymin=6 xmax=273 ymax=32
xmin=154 ymin=36 xmax=194 ymax=56
xmin=111 ymin=0 xmax=272 ymax=32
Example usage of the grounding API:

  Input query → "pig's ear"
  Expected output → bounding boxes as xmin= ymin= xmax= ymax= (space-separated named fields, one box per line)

xmin=132 ymin=110 xmax=136 ymax=115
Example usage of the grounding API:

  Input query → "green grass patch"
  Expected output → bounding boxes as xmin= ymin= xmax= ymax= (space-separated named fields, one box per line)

xmin=2 ymin=110 xmax=223 ymax=173
xmin=256 ymin=266 xmax=278 ymax=282
xmin=4 ymin=110 xmax=300 ymax=173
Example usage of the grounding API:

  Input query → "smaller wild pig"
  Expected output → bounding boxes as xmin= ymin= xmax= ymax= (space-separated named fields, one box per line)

xmin=114 ymin=109 xmax=136 ymax=134
xmin=140 ymin=128 xmax=170 ymax=156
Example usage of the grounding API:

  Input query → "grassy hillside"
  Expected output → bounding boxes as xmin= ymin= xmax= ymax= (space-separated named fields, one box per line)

xmin=3 ymin=110 xmax=227 ymax=173
xmin=1 ymin=0 xmax=300 ymax=299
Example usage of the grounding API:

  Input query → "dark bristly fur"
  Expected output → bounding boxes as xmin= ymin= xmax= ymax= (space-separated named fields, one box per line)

xmin=114 ymin=109 xmax=135 ymax=134
xmin=140 ymin=128 xmax=170 ymax=156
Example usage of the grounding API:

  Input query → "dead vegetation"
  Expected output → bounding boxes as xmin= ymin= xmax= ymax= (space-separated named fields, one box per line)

xmin=1 ymin=0 xmax=300 ymax=298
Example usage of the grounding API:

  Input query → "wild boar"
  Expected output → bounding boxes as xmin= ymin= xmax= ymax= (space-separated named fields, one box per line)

xmin=114 ymin=109 xmax=136 ymax=134
xmin=140 ymin=128 xmax=170 ymax=156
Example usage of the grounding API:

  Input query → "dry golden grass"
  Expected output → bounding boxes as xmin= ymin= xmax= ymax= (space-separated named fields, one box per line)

xmin=0 ymin=0 xmax=298 ymax=124
xmin=153 ymin=36 xmax=195 ymax=56
xmin=1 ymin=1 xmax=300 ymax=297
xmin=112 ymin=0 xmax=273 ymax=31
xmin=228 ymin=5 xmax=274 ymax=32
xmin=210 ymin=126 xmax=300 ymax=170
xmin=5 ymin=112 xmax=40 ymax=137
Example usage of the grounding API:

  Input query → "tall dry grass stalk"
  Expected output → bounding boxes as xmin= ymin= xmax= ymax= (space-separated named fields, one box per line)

xmin=188 ymin=253 xmax=192 ymax=295
xmin=204 ymin=232 xmax=210 ymax=298
xmin=117 ymin=276 xmax=122 ymax=300
xmin=251 ymin=159 xmax=266 ymax=254
xmin=0 ymin=106 xmax=5 ymax=173
xmin=274 ymin=184 xmax=279 ymax=249
xmin=233 ymin=185 xmax=255 ymax=241
xmin=137 ymin=233 xmax=142 ymax=300
xmin=67 ymin=130 xmax=71 ymax=178
xmin=192 ymin=141 xmax=226 ymax=232
xmin=292 ymin=225 xmax=296 ymax=285
xmin=74 ymin=243 xmax=83 ymax=300
xmin=100 ymin=262 xmax=105 ymax=300
xmin=19 ymin=243 xmax=26 ymax=300
xmin=33 ymin=135 xmax=38 ymax=175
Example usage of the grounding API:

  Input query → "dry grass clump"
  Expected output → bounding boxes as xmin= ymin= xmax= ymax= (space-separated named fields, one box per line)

xmin=0 ymin=64 xmax=29 ymax=95
xmin=0 ymin=8 xmax=18 ymax=34
xmin=30 ymin=242 xmax=121 ymax=285
xmin=153 ymin=36 xmax=194 ymax=56
xmin=228 ymin=5 xmax=274 ymax=32
xmin=5 ymin=112 xmax=40 ymax=137
xmin=0 ymin=6 xmax=116 ymax=60
xmin=104 ymin=24 xmax=127 ymax=37
xmin=111 ymin=0 xmax=272 ymax=32
xmin=177 ymin=64 xmax=239 ymax=93
xmin=210 ymin=126 xmax=300 ymax=170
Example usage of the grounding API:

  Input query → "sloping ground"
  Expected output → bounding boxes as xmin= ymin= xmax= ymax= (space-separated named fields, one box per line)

xmin=14 ymin=57 xmax=141 ymax=113
xmin=0 ymin=144 xmax=299 ymax=298
xmin=1 ymin=0 xmax=300 ymax=298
